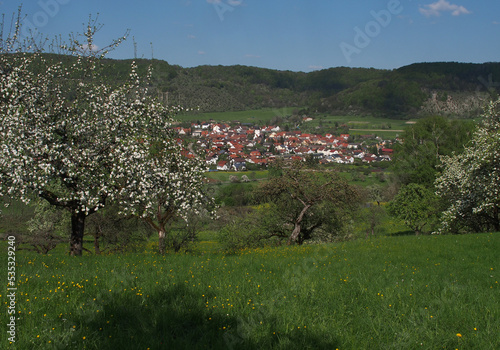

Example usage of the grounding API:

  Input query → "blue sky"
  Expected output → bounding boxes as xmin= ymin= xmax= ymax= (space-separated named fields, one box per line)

xmin=2 ymin=0 xmax=499 ymax=72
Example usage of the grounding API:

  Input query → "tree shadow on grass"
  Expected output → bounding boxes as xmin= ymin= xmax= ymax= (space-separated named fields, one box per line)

xmin=64 ymin=284 xmax=239 ymax=349
xmin=63 ymin=284 xmax=340 ymax=350
xmin=389 ymin=230 xmax=417 ymax=237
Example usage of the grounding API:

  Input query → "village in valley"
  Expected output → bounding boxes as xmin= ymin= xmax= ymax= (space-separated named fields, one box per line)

xmin=175 ymin=120 xmax=396 ymax=171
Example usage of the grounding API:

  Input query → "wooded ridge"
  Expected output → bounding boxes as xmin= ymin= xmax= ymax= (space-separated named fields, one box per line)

xmin=16 ymin=54 xmax=500 ymax=118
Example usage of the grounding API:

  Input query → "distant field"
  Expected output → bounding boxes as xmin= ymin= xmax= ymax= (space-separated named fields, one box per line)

xmin=176 ymin=108 xmax=298 ymax=124
xmin=206 ymin=171 xmax=268 ymax=183
xmin=307 ymin=115 xmax=414 ymax=138
xmin=348 ymin=129 xmax=404 ymax=139
xmin=176 ymin=109 xmax=415 ymax=134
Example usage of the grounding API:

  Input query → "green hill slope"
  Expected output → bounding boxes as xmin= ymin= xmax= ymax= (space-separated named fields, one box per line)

xmin=14 ymin=54 xmax=500 ymax=118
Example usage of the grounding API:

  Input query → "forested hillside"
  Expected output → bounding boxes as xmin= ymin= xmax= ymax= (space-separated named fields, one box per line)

xmin=33 ymin=54 xmax=500 ymax=118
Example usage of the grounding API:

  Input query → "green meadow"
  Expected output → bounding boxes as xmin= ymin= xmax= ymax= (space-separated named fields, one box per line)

xmin=176 ymin=108 xmax=414 ymax=135
xmin=2 ymin=233 xmax=499 ymax=349
xmin=177 ymin=108 xmax=297 ymax=124
xmin=206 ymin=166 xmax=391 ymax=189
xmin=305 ymin=115 xmax=415 ymax=138
xmin=307 ymin=114 xmax=413 ymax=130
xmin=206 ymin=171 xmax=269 ymax=183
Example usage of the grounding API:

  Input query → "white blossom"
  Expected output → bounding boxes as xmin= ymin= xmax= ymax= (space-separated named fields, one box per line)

xmin=0 ymin=48 xmax=215 ymax=254
xmin=435 ymin=98 xmax=500 ymax=233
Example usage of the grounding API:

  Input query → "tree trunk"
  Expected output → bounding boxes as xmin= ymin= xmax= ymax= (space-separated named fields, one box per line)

xmin=493 ymin=205 xmax=499 ymax=232
xmin=70 ymin=211 xmax=86 ymax=256
xmin=287 ymin=204 xmax=311 ymax=245
xmin=158 ymin=229 xmax=166 ymax=255
xmin=288 ymin=224 xmax=301 ymax=245
xmin=94 ymin=230 xmax=101 ymax=255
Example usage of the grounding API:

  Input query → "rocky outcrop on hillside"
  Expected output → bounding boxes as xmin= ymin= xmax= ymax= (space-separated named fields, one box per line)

xmin=419 ymin=91 xmax=492 ymax=117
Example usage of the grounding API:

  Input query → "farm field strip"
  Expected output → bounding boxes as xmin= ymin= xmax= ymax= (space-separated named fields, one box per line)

xmin=349 ymin=128 xmax=404 ymax=132
xmin=177 ymin=109 xmax=415 ymax=130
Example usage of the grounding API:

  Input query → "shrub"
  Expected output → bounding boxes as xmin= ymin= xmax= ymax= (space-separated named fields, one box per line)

xmin=217 ymin=209 xmax=285 ymax=253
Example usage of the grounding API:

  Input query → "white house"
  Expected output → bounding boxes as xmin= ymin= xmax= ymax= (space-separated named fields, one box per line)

xmin=217 ymin=161 xmax=229 ymax=171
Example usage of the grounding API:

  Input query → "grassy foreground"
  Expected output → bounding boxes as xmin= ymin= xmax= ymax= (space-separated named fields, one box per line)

xmin=2 ymin=233 xmax=499 ymax=349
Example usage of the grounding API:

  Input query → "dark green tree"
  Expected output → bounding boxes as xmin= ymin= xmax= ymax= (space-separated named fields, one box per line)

xmin=392 ymin=116 xmax=475 ymax=186
xmin=258 ymin=161 xmax=360 ymax=245
xmin=387 ymin=183 xmax=440 ymax=235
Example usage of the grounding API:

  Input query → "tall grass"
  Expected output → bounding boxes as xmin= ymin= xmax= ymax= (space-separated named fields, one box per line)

xmin=2 ymin=233 xmax=499 ymax=349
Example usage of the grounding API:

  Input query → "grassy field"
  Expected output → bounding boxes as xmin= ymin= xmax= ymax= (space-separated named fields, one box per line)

xmin=175 ymin=108 xmax=415 ymax=134
xmin=312 ymin=115 xmax=415 ymax=130
xmin=206 ymin=171 xmax=269 ymax=183
xmin=206 ymin=167 xmax=390 ymax=189
xmin=306 ymin=115 xmax=415 ymax=138
xmin=176 ymin=108 xmax=298 ymax=124
xmin=2 ymin=233 xmax=498 ymax=349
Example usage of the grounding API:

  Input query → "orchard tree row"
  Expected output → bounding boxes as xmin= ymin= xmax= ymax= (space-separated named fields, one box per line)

xmin=1 ymin=11 xmax=498 ymax=256
xmin=0 ymin=15 xmax=215 ymax=255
